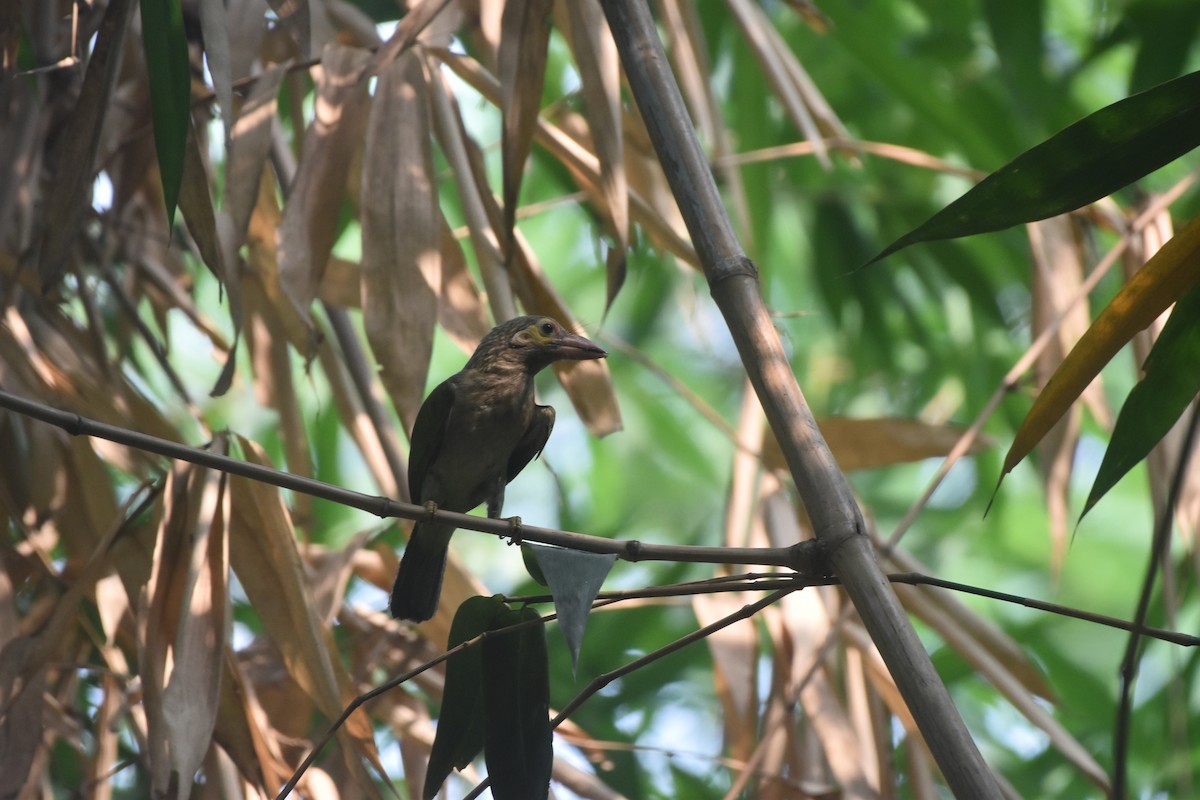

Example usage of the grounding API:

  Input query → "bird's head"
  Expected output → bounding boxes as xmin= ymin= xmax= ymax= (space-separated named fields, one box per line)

xmin=468 ymin=316 xmax=607 ymax=374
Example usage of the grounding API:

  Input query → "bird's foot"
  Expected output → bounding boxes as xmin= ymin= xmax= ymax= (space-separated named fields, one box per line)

xmin=422 ymin=501 xmax=439 ymax=520
xmin=505 ymin=516 xmax=523 ymax=545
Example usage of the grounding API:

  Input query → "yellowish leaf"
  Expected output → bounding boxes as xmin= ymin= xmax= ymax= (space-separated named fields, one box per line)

xmin=1002 ymin=213 xmax=1200 ymax=481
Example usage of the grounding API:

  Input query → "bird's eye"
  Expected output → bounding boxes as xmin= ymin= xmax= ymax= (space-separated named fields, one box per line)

xmin=539 ymin=321 xmax=555 ymax=336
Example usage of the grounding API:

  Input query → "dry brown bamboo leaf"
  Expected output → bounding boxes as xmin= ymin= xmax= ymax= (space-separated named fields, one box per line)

xmin=242 ymin=301 xmax=314 ymax=530
xmin=198 ymin=0 xmax=234 ymax=146
xmin=316 ymin=255 xmax=362 ymax=308
xmin=0 ymin=567 xmax=17 ymax=652
xmin=277 ymin=43 xmax=371 ymax=330
xmin=907 ymin=742 xmax=937 ymax=800
xmin=0 ymin=413 xmax=49 ymax=520
xmin=0 ymin=78 xmax=40 ymax=262
xmin=161 ymin=464 xmax=231 ymax=799
xmin=0 ymin=659 xmax=43 ymax=796
xmin=433 ymin=49 xmax=699 ymax=268
xmin=211 ymin=647 xmax=289 ymax=793
xmin=724 ymin=0 xmax=829 ymax=167
xmin=1028 ymin=217 xmax=1090 ymax=573
xmin=844 ymin=647 xmax=884 ymax=793
xmin=90 ymin=671 xmax=121 ymax=800
xmin=227 ymin=0 xmax=269 ymax=81
xmin=726 ymin=383 xmax=768 ymax=550
xmin=0 ymin=472 xmax=143 ymax=794
xmin=311 ymin=336 xmax=403 ymax=500
xmin=559 ymin=0 xmax=628 ymax=310
xmin=841 ymin=623 xmax=917 ymax=735
xmin=619 ymin=120 xmax=696 ymax=265
xmin=426 ymin=56 xmax=516 ymax=321
xmin=262 ymin=0 xmax=332 ymax=56
xmin=360 ymin=50 xmax=441 ymax=433
xmin=33 ymin=0 xmax=133 ymax=290
xmin=178 ymin=117 xmax=244 ymax=397
xmin=657 ymin=0 xmax=756 ymax=251
xmin=658 ymin=0 xmax=718 ymax=149
xmin=366 ymin=0 xmax=456 ymax=77
xmin=797 ymin=671 xmax=878 ymax=799
xmin=226 ymin=61 xmax=290 ymax=248
xmin=302 ymin=533 xmax=370 ymax=624
xmin=769 ymin=575 xmax=877 ymax=798
xmin=561 ymin=103 xmax=698 ymax=269
xmin=227 ymin=435 xmax=382 ymax=777
xmin=54 ymin=436 xmax=122 ymax=562
xmin=762 ymin=416 xmax=991 ymax=473
xmin=246 ymin=171 xmax=315 ymax=353
xmin=436 ymin=215 xmax=492 ymax=353
xmin=693 ymin=593 xmax=759 ymax=762
xmin=498 ymin=0 xmax=554 ymax=248
xmin=239 ymin=638 xmax=316 ymax=741
xmin=140 ymin=464 xmax=206 ymax=798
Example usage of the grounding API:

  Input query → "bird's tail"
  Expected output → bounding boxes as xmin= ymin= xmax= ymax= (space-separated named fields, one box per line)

xmin=390 ymin=521 xmax=453 ymax=622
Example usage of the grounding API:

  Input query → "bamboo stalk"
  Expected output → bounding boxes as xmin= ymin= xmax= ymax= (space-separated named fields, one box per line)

xmin=597 ymin=1 xmax=1002 ymax=796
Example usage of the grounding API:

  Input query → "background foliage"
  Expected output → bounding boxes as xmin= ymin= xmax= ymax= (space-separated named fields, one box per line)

xmin=0 ymin=0 xmax=1198 ymax=798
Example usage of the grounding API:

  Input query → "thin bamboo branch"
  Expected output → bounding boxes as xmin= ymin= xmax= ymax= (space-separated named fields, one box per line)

xmin=0 ymin=388 xmax=821 ymax=572
xmin=597 ymin=2 xmax=1002 ymax=796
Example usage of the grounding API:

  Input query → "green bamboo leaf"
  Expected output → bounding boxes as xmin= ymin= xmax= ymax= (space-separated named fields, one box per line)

xmin=1081 ymin=283 xmax=1200 ymax=520
xmin=423 ymin=596 xmax=509 ymax=799
xmin=867 ymin=69 xmax=1200 ymax=265
xmin=482 ymin=606 xmax=551 ymax=800
xmin=139 ymin=0 xmax=190 ymax=228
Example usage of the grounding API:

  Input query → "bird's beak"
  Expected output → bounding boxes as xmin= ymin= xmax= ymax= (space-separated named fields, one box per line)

xmin=549 ymin=330 xmax=607 ymax=361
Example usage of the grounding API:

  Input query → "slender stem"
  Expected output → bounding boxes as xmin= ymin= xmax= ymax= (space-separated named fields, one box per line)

xmin=0 ymin=389 xmax=822 ymax=572
xmin=1112 ymin=401 xmax=1200 ymax=799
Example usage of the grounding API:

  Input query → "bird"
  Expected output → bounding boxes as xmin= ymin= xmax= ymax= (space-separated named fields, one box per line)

xmin=389 ymin=315 xmax=607 ymax=622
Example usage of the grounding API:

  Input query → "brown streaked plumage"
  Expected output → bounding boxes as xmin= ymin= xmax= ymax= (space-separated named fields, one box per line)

xmin=390 ymin=316 xmax=607 ymax=622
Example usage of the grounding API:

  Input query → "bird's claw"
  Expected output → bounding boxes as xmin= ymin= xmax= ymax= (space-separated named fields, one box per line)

xmin=506 ymin=516 xmax=523 ymax=545
xmin=423 ymin=501 xmax=439 ymax=520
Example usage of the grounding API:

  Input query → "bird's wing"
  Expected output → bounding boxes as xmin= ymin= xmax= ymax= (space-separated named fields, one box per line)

xmin=506 ymin=403 xmax=555 ymax=483
xmin=408 ymin=377 xmax=457 ymax=502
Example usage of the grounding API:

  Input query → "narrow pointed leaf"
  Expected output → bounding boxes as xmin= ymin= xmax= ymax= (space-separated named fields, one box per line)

xmin=482 ymin=607 xmax=551 ymax=800
xmin=139 ymin=0 xmax=191 ymax=228
xmin=424 ymin=595 xmax=509 ymax=799
xmin=197 ymin=0 xmax=233 ymax=147
xmin=868 ymin=69 xmax=1200 ymax=265
xmin=35 ymin=0 xmax=134 ymax=290
xmin=1082 ymin=283 xmax=1200 ymax=519
xmin=278 ymin=43 xmax=371 ymax=328
xmin=528 ymin=544 xmax=615 ymax=673
xmin=178 ymin=118 xmax=242 ymax=397
xmin=498 ymin=0 xmax=554 ymax=250
xmin=561 ymin=0 xmax=628 ymax=310
xmin=361 ymin=50 xmax=440 ymax=433
xmin=1000 ymin=213 xmax=1200 ymax=486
